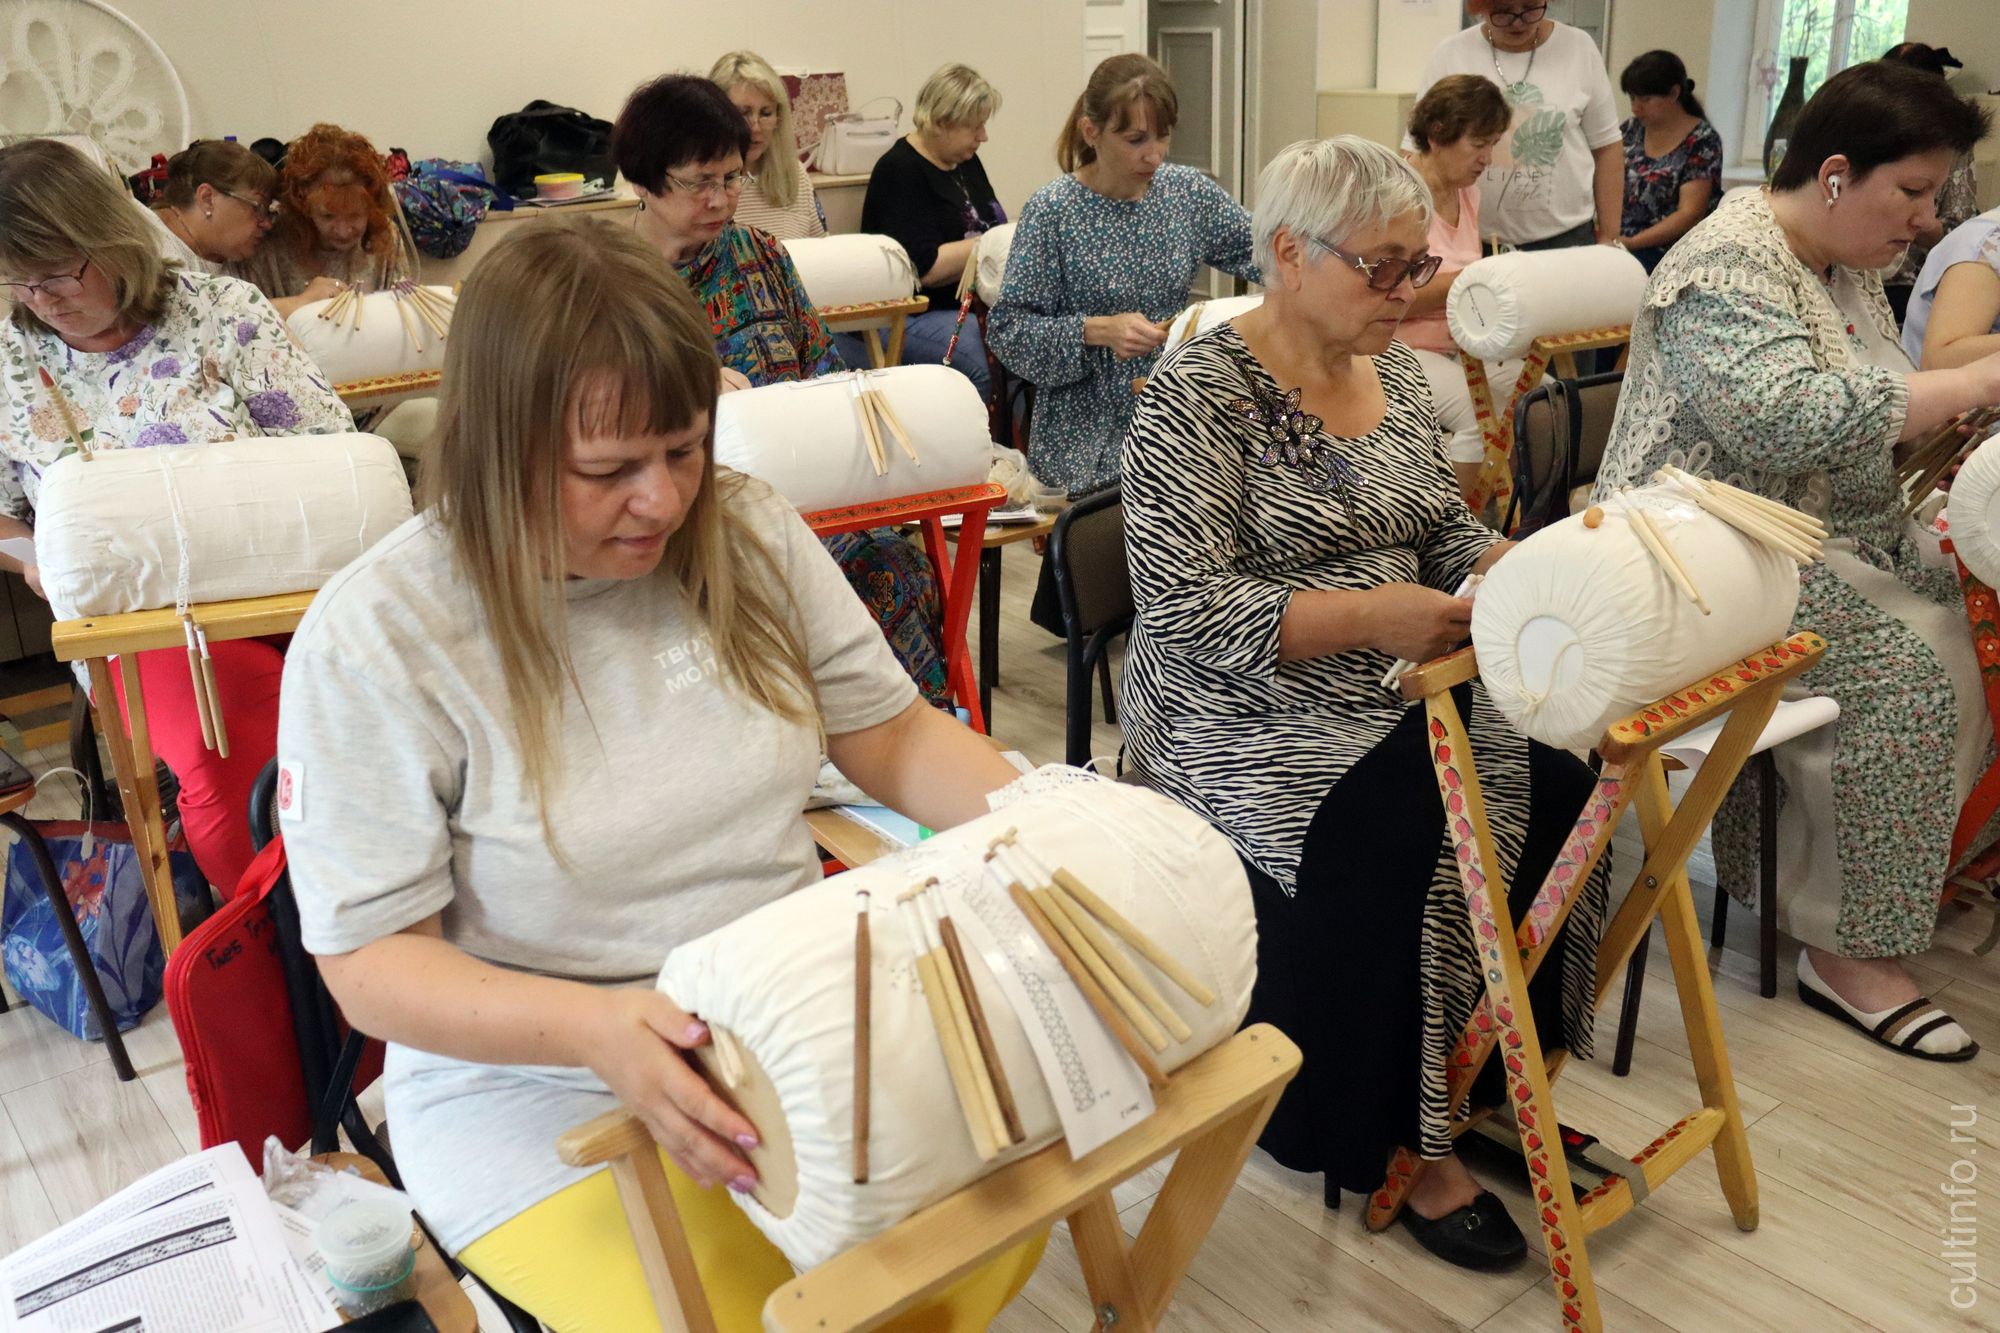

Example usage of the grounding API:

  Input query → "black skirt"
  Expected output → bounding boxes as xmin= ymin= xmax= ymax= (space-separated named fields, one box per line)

xmin=1242 ymin=684 xmax=1603 ymax=1196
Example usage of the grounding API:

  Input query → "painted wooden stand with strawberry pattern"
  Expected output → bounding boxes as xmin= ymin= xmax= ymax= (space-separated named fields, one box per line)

xmin=1935 ymin=536 xmax=2000 ymax=949
xmin=1461 ymin=326 xmax=1631 ymax=523
xmin=1369 ymin=631 xmax=1826 ymax=1333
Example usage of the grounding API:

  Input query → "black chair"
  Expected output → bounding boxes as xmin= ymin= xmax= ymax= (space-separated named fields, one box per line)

xmin=1503 ymin=371 xmax=1623 ymax=535
xmin=1048 ymin=486 xmax=1132 ymax=768
xmin=247 ymin=761 xmax=541 ymax=1333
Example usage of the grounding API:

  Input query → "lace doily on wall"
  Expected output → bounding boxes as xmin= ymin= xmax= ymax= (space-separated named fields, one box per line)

xmin=0 ymin=0 xmax=189 ymax=176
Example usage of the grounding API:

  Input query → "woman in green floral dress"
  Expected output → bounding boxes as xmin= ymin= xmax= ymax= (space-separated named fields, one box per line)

xmin=1595 ymin=63 xmax=2000 ymax=1060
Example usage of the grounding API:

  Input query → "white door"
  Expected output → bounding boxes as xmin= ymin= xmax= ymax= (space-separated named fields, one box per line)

xmin=1085 ymin=0 xmax=1149 ymax=79
xmin=1149 ymin=0 xmax=1246 ymax=296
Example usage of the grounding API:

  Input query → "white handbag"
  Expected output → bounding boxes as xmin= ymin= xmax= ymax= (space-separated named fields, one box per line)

xmin=810 ymin=96 xmax=902 ymax=176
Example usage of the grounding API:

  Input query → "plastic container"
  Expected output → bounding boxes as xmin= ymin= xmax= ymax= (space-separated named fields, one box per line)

xmin=533 ymin=172 xmax=586 ymax=201
xmin=315 ymin=1197 xmax=417 ymax=1316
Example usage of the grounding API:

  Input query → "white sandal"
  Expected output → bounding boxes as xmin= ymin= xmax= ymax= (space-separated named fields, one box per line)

xmin=1796 ymin=951 xmax=1978 ymax=1062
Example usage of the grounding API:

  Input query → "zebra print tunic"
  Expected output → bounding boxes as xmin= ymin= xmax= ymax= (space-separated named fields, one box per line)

xmin=1118 ymin=325 xmax=1607 ymax=1161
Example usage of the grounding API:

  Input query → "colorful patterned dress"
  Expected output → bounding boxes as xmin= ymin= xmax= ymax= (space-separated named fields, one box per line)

xmin=0 ymin=270 xmax=353 ymax=515
xmin=677 ymin=223 xmax=949 ymax=703
xmin=1120 ymin=326 xmax=1608 ymax=1185
xmin=1595 ymin=188 xmax=1995 ymax=958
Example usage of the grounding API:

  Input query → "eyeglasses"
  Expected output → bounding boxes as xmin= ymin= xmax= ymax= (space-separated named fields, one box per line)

xmin=735 ymin=106 xmax=780 ymax=125
xmin=223 ymin=191 xmax=279 ymax=218
xmin=665 ymin=169 xmax=747 ymax=200
xmin=1312 ymin=240 xmax=1442 ymax=291
xmin=1 ymin=257 xmax=90 ymax=301
xmin=1486 ymin=5 xmax=1548 ymax=28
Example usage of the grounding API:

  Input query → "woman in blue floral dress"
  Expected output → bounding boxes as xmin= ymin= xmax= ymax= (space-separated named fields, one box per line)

xmin=988 ymin=53 xmax=1258 ymax=498
xmin=1594 ymin=64 xmax=2000 ymax=1061
xmin=0 ymin=139 xmax=353 ymax=896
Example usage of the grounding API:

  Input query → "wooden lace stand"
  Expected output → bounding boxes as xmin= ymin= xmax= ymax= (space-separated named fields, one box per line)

xmin=819 ymin=297 xmax=931 ymax=369
xmin=1932 ymin=539 xmax=2000 ymax=948
xmin=1373 ymin=631 xmax=1826 ymax=1333
xmin=1461 ymin=325 xmax=1631 ymax=522
xmin=560 ymin=815 xmax=1300 ymax=1333
xmin=52 ymin=591 xmax=316 ymax=956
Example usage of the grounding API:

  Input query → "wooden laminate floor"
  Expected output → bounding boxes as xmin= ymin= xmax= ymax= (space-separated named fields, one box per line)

xmin=3 ymin=541 xmax=1997 ymax=1331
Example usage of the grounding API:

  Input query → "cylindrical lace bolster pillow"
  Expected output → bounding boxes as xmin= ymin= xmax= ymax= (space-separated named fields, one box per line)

xmin=974 ymin=223 xmax=1016 ymax=308
xmin=1946 ymin=433 xmax=2000 ymax=585
xmin=781 ymin=234 xmax=918 ymax=310
xmin=712 ymin=364 xmax=993 ymax=514
xmin=286 ymin=287 xmax=453 ymax=387
xmin=1472 ymin=484 xmax=1800 ymax=750
xmin=1161 ymin=294 xmax=1263 ymax=360
xmin=1446 ymin=246 xmax=1648 ymax=361
xmin=656 ymin=778 xmax=1256 ymax=1270
xmin=36 ymin=434 xmax=414 ymax=620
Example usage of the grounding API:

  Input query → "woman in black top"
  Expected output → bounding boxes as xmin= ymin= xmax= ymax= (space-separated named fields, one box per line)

xmin=858 ymin=62 xmax=1005 ymax=398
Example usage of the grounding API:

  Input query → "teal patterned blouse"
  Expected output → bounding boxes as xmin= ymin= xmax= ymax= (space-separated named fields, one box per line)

xmin=674 ymin=223 xmax=842 ymax=387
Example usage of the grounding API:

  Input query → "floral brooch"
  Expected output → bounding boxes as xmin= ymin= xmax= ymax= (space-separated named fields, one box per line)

xmin=1228 ymin=385 xmax=1361 ymax=514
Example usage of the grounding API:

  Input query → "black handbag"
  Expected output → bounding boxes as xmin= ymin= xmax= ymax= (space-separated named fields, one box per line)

xmin=485 ymin=100 xmax=615 ymax=196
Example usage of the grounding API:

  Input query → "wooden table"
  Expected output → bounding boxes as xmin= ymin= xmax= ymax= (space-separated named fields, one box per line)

xmin=51 ymin=591 xmax=317 ymax=955
xmin=818 ymin=295 xmax=929 ymax=368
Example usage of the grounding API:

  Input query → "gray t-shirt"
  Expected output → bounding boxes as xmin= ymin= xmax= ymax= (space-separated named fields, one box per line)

xmin=277 ymin=473 xmax=918 ymax=1251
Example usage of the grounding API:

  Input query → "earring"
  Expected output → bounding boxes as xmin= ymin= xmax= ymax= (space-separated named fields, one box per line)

xmin=205 ymin=209 xmax=213 ymax=219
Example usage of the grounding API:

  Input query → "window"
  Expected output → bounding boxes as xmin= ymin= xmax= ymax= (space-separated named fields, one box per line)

xmin=1760 ymin=0 xmax=1909 ymax=122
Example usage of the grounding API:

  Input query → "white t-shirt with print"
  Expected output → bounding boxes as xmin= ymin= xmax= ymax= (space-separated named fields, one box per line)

xmin=1416 ymin=23 xmax=1621 ymax=245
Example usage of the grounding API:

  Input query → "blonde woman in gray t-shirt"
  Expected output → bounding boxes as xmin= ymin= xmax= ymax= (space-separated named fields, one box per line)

xmin=277 ymin=217 xmax=1043 ymax=1330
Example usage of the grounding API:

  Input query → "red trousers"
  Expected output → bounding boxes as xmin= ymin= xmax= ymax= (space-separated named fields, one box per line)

xmin=106 ymin=637 xmax=284 ymax=898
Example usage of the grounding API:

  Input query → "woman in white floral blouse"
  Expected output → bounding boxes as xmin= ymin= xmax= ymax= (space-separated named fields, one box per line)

xmin=0 ymin=138 xmax=353 ymax=897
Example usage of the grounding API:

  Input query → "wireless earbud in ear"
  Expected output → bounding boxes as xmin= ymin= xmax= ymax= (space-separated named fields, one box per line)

xmin=1829 ymin=175 xmax=1842 ymax=197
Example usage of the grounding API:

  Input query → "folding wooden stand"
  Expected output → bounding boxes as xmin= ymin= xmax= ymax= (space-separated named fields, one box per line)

xmin=558 ymin=1022 xmax=1299 ymax=1333
xmin=819 ymin=297 xmax=931 ymax=369
xmin=1462 ymin=325 xmax=1631 ymax=520
xmin=1936 ymin=540 xmax=2000 ymax=948
xmin=50 ymin=591 xmax=316 ymax=956
xmin=806 ymin=481 xmax=1006 ymax=734
xmin=1369 ymin=631 xmax=1826 ymax=1333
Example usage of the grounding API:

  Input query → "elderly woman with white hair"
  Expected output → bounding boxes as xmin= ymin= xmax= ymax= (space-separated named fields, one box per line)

xmin=857 ymin=62 xmax=1006 ymax=394
xmin=1118 ymin=135 xmax=1611 ymax=1273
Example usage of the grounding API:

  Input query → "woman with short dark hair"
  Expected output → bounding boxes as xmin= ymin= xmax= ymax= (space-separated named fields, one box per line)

xmin=613 ymin=74 xmax=953 ymax=708
xmin=1596 ymin=61 xmax=2000 ymax=1063
xmin=1615 ymin=50 xmax=1720 ymax=270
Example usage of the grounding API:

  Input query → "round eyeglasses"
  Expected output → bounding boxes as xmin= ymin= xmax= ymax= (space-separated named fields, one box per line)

xmin=1 ymin=257 xmax=91 ymax=302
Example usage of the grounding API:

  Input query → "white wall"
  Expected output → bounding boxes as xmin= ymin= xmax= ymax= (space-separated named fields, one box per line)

xmin=1906 ymin=0 xmax=2000 ymax=94
xmin=1605 ymin=1 xmax=1715 ymax=98
xmin=120 ymin=0 xmax=1088 ymax=216
xmin=1316 ymin=0 xmax=1376 ymax=89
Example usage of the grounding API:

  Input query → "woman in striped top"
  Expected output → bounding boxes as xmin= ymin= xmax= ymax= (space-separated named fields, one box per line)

xmin=1119 ymin=137 xmax=1611 ymax=1272
xmin=711 ymin=50 xmax=827 ymax=241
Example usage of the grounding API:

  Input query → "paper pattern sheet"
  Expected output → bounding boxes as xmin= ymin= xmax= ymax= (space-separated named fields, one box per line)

xmin=1 ymin=1146 xmax=336 ymax=1333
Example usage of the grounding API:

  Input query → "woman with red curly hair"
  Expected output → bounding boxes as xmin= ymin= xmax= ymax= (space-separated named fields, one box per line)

xmin=237 ymin=122 xmax=415 ymax=317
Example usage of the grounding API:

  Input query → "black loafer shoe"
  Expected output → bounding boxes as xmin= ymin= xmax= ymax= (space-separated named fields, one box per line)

xmin=1398 ymin=1190 xmax=1529 ymax=1271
